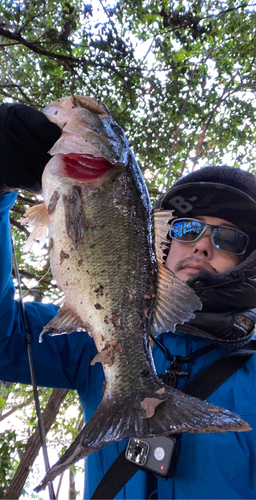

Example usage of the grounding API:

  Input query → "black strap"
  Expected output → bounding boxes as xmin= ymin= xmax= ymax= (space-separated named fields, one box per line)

xmin=91 ymin=344 xmax=256 ymax=499
xmin=91 ymin=448 xmax=135 ymax=499
xmin=182 ymin=346 xmax=256 ymax=399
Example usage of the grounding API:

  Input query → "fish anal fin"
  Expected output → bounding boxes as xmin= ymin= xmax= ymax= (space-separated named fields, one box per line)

xmin=39 ymin=301 xmax=88 ymax=341
xmin=20 ymin=203 xmax=49 ymax=252
xmin=152 ymin=263 xmax=202 ymax=336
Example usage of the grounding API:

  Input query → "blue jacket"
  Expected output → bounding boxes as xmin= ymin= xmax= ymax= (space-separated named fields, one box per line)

xmin=1 ymin=192 xmax=256 ymax=499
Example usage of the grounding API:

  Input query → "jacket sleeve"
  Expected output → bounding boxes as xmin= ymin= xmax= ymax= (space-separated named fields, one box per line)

xmin=0 ymin=192 xmax=97 ymax=390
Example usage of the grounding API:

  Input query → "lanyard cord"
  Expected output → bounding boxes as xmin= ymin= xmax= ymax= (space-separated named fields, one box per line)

xmin=150 ymin=334 xmax=218 ymax=362
xmin=11 ymin=233 xmax=56 ymax=500
xmin=150 ymin=333 xmax=218 ymax=387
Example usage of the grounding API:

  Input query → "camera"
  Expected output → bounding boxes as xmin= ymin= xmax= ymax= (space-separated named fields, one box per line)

xmin=125 ymin=435 xmax=181 ymax=479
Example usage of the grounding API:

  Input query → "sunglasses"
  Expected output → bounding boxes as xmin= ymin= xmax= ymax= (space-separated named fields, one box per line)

xmin=169 ymin=218 xmax=249 ymax=255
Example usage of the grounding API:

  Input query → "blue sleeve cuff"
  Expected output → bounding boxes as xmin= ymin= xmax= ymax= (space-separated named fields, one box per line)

xmin=0 ymin=191 xmax=18 ymax=212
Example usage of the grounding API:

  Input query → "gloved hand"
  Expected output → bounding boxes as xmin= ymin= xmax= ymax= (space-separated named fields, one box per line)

xmin=0 ymin=103 xmax=61 ymax=193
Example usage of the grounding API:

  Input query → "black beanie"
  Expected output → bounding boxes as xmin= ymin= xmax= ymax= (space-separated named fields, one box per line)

xmin=0 ymin=103 xmax=61 ymax=192
xmin=156 ymin=166 xmax=256 ymax=250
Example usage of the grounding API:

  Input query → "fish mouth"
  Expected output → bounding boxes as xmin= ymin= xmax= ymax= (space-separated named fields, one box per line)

xmin=63 ymin=153 xmax=113 ymax=181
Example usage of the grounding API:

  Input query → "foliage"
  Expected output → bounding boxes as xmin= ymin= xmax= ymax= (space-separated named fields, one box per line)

xmin=0 ymin=0 xmax=256 ymax=188
xmin=0 ymin=0 xmax=256 ymax=495
xmin=0 ymin=429 xmax=25 ymax=497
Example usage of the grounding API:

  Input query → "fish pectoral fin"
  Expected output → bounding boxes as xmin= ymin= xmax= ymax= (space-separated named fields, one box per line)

xmin=153 ymin=208 xmax=174 ymax=265
xmin=20 ymin=203 xmax=49 ymax=226
xmin=152 ymin=209 xmax=202 ymax=335
xmin=20 ymin=203 xmax=49 ymax=252
xmin=39 ymin=301 xmax=87 ymax=341
xmin=151 ymin=263 xmax=202 ymax=336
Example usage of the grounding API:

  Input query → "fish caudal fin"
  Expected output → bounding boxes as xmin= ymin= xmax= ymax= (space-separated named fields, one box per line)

xmin=35 ymin=384 xmax=250 ymax=492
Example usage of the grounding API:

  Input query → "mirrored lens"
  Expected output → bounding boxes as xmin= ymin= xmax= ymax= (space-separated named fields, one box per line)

xmin=171 ymin=220 xmax=204 ymax=241
xmin=212 ymin=226 xmax=248 ymax=255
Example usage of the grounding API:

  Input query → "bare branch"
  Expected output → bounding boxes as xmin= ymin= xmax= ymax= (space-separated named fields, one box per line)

xmin=10 ymin=217 xmax=30 ymax=236
xmin=10 ymin=206 xmax=25 ymax=216
xmin=12 ymin=268 xmax=55 ymax=289
xmin=0 ymin=402 xmax=31 ymax=422
xmin=17 ymin=194 xmax=41 ymax=206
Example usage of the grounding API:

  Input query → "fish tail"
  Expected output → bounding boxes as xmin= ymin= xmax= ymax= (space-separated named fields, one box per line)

xmin=35 ymin=385 xmax=250 ymax=492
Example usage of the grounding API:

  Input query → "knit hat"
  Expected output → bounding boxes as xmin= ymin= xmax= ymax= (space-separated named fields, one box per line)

xmin=156 ymin=166 xmax=256 ymax=250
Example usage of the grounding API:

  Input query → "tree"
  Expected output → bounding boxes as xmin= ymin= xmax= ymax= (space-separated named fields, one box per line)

xmin=0 ymin=0 xmax=256 ymax=496
xmin=1 ymin=0 xmax=256 ymax=188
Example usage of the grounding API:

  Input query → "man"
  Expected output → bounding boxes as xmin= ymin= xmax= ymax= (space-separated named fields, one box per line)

xmin=0 ymin=103 xmax=256 ymax=499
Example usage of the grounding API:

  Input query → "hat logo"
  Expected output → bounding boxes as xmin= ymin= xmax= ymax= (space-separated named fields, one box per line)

xmin=233 ymin=314 xmax=254 ymax=334
xmin=169 ymin=195 xmax=197 ymax=214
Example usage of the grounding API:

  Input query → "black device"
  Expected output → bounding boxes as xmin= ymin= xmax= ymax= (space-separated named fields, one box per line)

xmin=125 ymin=435 xmax=181 ymax=479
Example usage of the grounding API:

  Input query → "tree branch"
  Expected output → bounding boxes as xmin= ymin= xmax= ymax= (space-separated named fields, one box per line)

xmin=9 ymin=217 xmax=30 ymax=237
xmin=0 ymin=26 xmax=128 ymax=79
xmin=165 ymin=64 xmax=198 ymax=188
xmin=10 ymin=206 xmax=25 ymax=216
xmin=17 ymin=194 xmax=41 ymax=206
xmin=4 ymin=388 xmax=69 ymax=500
xmin=12 ymin=268 xmax=55 ymax=290
xmin=0 ymin=84 xmax=34 ymax=103
xmin=192 ymin=71 xmax=239 ymax=167
xmin=0 ymin=89 xmax=32 ymax=105
xmin=0 ymin=402 xmax=31 ymax=422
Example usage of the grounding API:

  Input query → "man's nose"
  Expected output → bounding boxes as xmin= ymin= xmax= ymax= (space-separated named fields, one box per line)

xmin=192 ymin=232 xmax=213 ymax=258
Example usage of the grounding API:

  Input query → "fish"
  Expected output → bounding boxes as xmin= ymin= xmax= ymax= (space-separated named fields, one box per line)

xmin=20 ymin=96 xmax=251 ymax=491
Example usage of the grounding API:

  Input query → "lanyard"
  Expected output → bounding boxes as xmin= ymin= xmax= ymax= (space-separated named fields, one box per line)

xmin=150 ymin=334 xmax=218 ymax=387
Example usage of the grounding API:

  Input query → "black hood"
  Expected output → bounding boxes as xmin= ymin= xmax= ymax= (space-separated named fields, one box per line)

xmin=177 ymin=247 xmax=256 ymax=346
xmin=155 ymin=166 xmax=256 ymax=346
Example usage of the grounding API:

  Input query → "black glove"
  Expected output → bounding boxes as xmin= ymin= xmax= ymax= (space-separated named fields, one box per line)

xmin=0 ymin=103 xmax=61 ymax=193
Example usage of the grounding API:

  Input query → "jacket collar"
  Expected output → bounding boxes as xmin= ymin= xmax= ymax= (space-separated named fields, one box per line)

xmin=177 ymin=248 xmax=256 ymax=346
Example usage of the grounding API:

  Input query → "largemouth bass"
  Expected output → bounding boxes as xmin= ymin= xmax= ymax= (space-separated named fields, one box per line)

xmin=21 ymin=96 xmax=250 ymax=491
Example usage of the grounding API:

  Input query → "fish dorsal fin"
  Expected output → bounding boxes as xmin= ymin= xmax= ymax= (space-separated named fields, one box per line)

xmin=152 ymin=208 xmax=202 ymax=336
xmin=39 ymin=301 xmax=88 ymax=341
xmin=20 ymin=203 xmax=49 ymax=252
